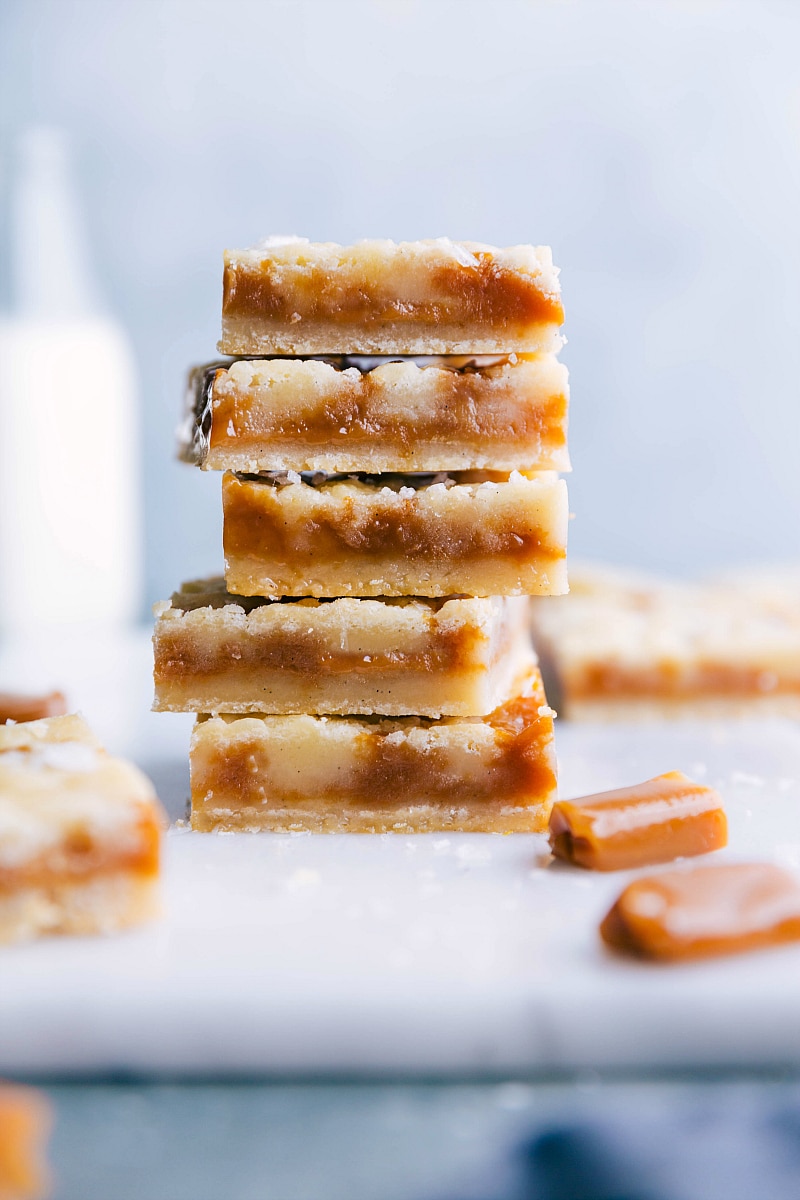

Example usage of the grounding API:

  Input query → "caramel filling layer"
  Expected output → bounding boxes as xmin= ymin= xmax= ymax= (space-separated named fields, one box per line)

xmin=155 ymin=624 xmax=481 ymax=681
xmin=209 ymin=376 xmax=568 ymax=455
xmin=570 ymin=662 xmax=800 ymax=701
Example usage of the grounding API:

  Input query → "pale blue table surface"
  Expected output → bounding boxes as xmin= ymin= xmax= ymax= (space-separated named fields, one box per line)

xmin=22 ymin=1072 xmax=800 ymax=1200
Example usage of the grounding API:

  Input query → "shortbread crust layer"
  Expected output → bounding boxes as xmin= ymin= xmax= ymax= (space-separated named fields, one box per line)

xmin=0 ymin=715 xmax=163 ymax=943
xmin=220 ymin=239 xmax=564 ymax=355
xmin=223 ymin=471 xmax=569 ymax=599
xmin=153 ymin=579 xmax=535 ymax=716
xmin=531 ymin=564 xmax=800 ymax=720
xmin=183 ymin=354 xmax=570 ymax=474
xmin=189 ymin=667 xmax=557 ymax=833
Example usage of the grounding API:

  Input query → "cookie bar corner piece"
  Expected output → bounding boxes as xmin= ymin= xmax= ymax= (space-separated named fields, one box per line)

xmin=0 ymin=714 xmax=165 ymax=944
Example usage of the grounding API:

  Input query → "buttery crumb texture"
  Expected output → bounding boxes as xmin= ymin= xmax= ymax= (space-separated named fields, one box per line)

xmin=219 ymin=238 xmax=564 ymax=355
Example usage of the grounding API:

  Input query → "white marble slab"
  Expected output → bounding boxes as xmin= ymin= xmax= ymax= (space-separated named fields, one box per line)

xmin=2 ymin=632 xmax=800 ymax=1075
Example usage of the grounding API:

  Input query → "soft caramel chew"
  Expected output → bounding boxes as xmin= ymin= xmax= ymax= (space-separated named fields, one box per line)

xmin=549 ymin=771 xmax=727 ymax=871
xmin=182 ymin=354 xmax=570 ymax=474
xmin=153 ymin=580 xmax=536 ymax=717
xmin=0 ymin=691 xmax=67 ymax=725
xmin=0 ymin=715 xmax=164 ymax=944
xmin=601 ymin=862 xmax=800 ymax=962
xmin=0 ymin=1083 xmax=52 ymax=1200
xmin=189 ymin=667 xmax=557 ymax=833
xmin=530 ymin=563 xmax=800 ymax=720
xmin=223 ymin=471 xmax=568 ymax=599
xmin=219 ymin=238 xmax=564 ymax=355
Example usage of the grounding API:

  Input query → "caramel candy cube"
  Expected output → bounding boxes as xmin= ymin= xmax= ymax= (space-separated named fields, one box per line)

xmin=548 ymin=771 xmax=727 ymax=871
xmin=600 ymin=862 xmax=800 ymax=962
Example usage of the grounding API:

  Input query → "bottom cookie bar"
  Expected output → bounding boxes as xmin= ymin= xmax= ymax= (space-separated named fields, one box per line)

xmin=190 ymin=668 xmax=557 ymax=833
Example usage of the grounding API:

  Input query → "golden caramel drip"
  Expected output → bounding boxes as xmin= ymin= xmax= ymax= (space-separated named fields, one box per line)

xmin=0 ymin=691 xmax=67 ymax=725
xmin=601 ymin=862 xmax=800 ymax=961
xmin=549 ymin=771 xmax=727 ymax=871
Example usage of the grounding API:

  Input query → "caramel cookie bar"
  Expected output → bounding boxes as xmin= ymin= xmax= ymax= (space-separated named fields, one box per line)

xmin=153 ymin=579 xmax=535 ymax=717
xmin=223 ymin=470 xmax=569 ymax=599
xmin=189 ymin=667 xmax=557 ymax=833
xmin=0 ymin=715 xmax=164 ymax=943
xmin=219 ymin=238 xmax=564 ymax=355
xmin=530 ymin=563 xmax=800 ymax=720
xmin=182 ymin=354 xmax=570 ymax=474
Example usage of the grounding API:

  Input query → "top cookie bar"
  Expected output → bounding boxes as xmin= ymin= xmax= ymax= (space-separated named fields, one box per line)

xmin=219 ymin=237 xmax=564 ymax=355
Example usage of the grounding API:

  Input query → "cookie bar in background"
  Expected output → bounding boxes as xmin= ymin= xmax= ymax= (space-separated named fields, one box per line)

xmin=181 ymin=354 xmax=570 ymax=475
xmin=0 ymin=715 xmax=164 ymax=943
xmin=222 ymin=470 xmax=568 ymax=599
xmin=219 ymin=238 xmax=564 ymax=356
xmin=530 ymin=563 xmax=800 ymax=720
xmin=153 ymin=582 xmax=535 ymax=717
xmin=189 ymin=667 xmax=556 ymax=834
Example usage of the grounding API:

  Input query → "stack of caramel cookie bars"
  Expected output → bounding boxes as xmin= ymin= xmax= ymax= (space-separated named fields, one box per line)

xmin=154 ymin=237 xmax=570 ymax=832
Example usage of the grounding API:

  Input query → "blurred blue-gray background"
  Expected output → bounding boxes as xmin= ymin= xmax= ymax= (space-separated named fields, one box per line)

xmin=1 ymin=0 xmax=798 ymax=617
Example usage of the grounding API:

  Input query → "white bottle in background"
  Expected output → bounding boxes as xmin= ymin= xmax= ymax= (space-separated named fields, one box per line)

xmin=0 ymin=128 xmax=142 ymax=637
